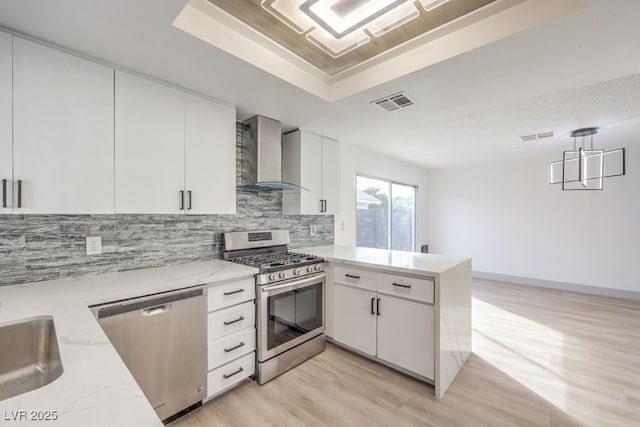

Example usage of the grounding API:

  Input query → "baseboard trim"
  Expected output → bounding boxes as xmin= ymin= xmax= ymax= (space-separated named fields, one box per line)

xmin=473 ymin=271 xmax=640 ymax=301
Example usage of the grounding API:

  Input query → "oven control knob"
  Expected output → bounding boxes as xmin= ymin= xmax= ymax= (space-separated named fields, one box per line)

xmin=293 ymin=268 xmax=300 ymax=276
xmin=268 ymin=273 xmax=276 ymax=281
xmin=307 ymin=266 xmax=314 ymax=273
xmin=314 ymin=264 xmax=322 ymax=272
xmin=279 ymin=271 xmax=286 ymax=279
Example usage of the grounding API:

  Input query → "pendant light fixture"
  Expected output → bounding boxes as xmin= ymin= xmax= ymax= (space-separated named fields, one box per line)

xmin=549 ymin=127 xmax=625 ymax=191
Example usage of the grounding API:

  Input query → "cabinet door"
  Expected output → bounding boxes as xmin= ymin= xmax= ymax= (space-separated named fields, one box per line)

xmin=184 ymin=94 xmax=235 ymax=214
xmin=299 ymin=130 xmax=323 ymax=214
xmin=333 ymin=284 xmax=377 ymax=356
xmin=115 ymin=71 xmax=185 ymax=213
xmin=377 ymin=295 xmax=434 ymax=380
xmin=321 ymin=136 xmax=340 ymax=215
xmin=13 ymin=37 xmax=114 ymax=213
xmin=0 ymin=32 xmax=11 ymax=212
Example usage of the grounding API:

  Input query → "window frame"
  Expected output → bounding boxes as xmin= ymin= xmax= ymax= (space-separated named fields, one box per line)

xmin=355 ymin=173 xmax=418 ymax=252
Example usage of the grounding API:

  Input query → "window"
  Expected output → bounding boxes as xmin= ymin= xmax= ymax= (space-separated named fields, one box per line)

xmin=356 ymin=175 xmax=417 ymax=251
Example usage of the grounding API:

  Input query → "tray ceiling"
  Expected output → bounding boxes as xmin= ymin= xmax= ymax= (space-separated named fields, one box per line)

xmin=207 ymin=0 xmax=495 ymax=76
xmin=174 ymin=0 xmax=580 ymax=101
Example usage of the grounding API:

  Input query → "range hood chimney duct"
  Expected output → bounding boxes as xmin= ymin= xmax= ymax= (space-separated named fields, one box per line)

xmin=238 ymin=115 xmax=305 ymax=191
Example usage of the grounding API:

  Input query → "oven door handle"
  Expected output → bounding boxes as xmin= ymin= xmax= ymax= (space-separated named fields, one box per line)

xmin=261 ymin=273 xmax=326 ymax=294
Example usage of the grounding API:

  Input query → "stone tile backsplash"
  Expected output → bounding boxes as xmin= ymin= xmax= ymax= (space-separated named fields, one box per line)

xmin=0 ymin=123 xmax=334 ymax=286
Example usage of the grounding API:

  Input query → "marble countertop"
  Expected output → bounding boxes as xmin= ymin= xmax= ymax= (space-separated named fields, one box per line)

xmin=0 ymin=260 xmax=258 ymax=426
xmin=299 ymin=245 xmax=471 ymax=276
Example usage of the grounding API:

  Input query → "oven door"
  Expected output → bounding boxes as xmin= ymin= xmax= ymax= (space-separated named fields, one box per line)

xmin=258 ymin=273 xmax=325 ymax=361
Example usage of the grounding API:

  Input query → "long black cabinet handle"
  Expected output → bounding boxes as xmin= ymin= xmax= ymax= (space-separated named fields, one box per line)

xmin=223 ymin=289 xmax=244 ymax=296
xmin=222 ymin=367 xmax=244 ymax=379
xmin=187 ymin=190 xmax=192 ymax=210
xmin=370 ymin=297 xmax=375 ymax=315
xmin=392 ymin=282 xmax=412 ymax=289
xmin=376 ymin=297 xmax=381 ymax=316
xmin=179 ymin=190 xmax=184 ymax=210
xmin=2 ymin=179 xmax=6 ymax=208
xmin=223 ymin=342 xmax=245 ymax=353
xmin=345 ymin=274 xmax=360 ymax=279
xmin=223 ymin=316 xmax=245 ymax=326
xmin=17 ymin=180 xmax=22 ymax=208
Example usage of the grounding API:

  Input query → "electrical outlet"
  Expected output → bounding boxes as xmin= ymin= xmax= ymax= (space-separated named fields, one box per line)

xmin=86 ymin=236 xmax=102 ymax=256
xmin=309 ymin=225 xmax=318 ymax=236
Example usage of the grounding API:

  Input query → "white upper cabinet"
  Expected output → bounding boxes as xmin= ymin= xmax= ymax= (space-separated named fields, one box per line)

xmin=115 ymin=71 xmax=236 ymax=215
xmin=115 ymin=71 xmax=185 ymax=214
xmin=282 ymin=129 xmax=341 ymax=215
xmin=184 ymin=93 xmax=236 ymax=214
xmin=320 ymin=136 xmax=340 ymax=215
xmin=0 ymin=31 xmax=12 ymax=213
xmin=12 ymin=37 xmax=115 ymax=214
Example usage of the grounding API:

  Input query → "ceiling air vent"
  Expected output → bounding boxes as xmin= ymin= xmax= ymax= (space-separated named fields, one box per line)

xmin=371 ymin=92 xmax=416 ymax=112
xmin=519 ymin=131 xmax=555 ymax=143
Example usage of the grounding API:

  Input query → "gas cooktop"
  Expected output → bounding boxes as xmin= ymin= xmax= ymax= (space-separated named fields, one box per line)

xmin=231 ymin=251 xmax=322 ymax=272
xmin=222 ymin=230 xmax=325 ymax=285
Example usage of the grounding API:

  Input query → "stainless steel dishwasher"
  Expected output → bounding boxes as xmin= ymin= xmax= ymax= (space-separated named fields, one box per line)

xmin=91 ymin=287 xmax=207 ymax=422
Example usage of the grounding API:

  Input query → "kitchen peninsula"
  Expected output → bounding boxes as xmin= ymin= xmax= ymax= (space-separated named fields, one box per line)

xmin=300 ymin=245 xmax=472 ymax=398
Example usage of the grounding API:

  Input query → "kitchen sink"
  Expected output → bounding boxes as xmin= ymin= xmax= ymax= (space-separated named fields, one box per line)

xmin=0 ymin=316 xmax=64 ymax=401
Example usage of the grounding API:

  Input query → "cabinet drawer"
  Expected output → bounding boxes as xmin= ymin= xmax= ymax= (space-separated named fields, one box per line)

xmin=207 ymin=352 xmax=255 ymax=398
xmin=208 ymin=278 xmax=255 ymax=312
xmin=208 ymin=301 xmax=255 ymax=342
xmin=333 ymin=265 xmax=376 ymax=290
xmin=377 ymin=273 xmax=434 ymax=304
xmin=208 ymin=327 xmax=256 ymax=371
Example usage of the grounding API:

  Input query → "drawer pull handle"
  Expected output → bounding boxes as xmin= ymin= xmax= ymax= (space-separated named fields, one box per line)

xmin=223 ymin=367 xmax=244 ymax=379
xmin=376 ymin=297 xmax=381 ymax=316
xmin=370 ymin=297 xmax=375 ymax=315
xmin=223 ymin=316 xmax=245 ymax=326
xmin=223 ymin=289 xmax=244 ymax=296
xmin=2 ymin=179 xmax=6 ymax=208
xmin=179 ymin=190 xmax=184 ymax=210
xmin=392 ymin=282 xmax=412 ymax=289
xmin=345 ymin=274 xmax=360 ymax=279
xmin=224 ymin=342 xmax=245 ymax=353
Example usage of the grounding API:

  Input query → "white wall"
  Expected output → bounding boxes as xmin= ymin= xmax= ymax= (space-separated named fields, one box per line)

xmin=334 ymin=142 xmax=430 ymax=248
xmin=427 ymin=148 xmax=639 ymax=293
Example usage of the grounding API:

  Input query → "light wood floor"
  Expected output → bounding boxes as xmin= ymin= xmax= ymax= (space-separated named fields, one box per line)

xmin=173 ymin=280 xmax=640 ymax=426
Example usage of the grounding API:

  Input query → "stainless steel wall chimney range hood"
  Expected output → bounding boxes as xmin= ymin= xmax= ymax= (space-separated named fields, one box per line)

xmin=238 ymin=115 xmax=305 ymax=191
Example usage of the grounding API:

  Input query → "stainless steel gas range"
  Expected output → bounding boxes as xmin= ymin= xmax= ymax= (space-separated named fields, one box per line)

xmin=223 ymin=230 xmax=326 ymax=384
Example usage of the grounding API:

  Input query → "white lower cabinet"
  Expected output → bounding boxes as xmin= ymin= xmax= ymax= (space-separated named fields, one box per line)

xmin=207 ymin=352 xmax=255 ymax=397
xmin=332 ymin=266 xmax=435 ymax=381
xmin=206 ymin=280 xmax=256 ymax=400
xmin=207 ymin=301 xmax=255 ymax=341
xmin=377 ymin=295 xmax=434 ymax=379
xmin=333 ymin=284 xmax=376 ymax=356
xmin=207 ymin=328 xmax=256 ymax=370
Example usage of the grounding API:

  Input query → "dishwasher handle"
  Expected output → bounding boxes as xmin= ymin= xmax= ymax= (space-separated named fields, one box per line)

xmin=142 ymin=303 xmax=172 ymax=316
